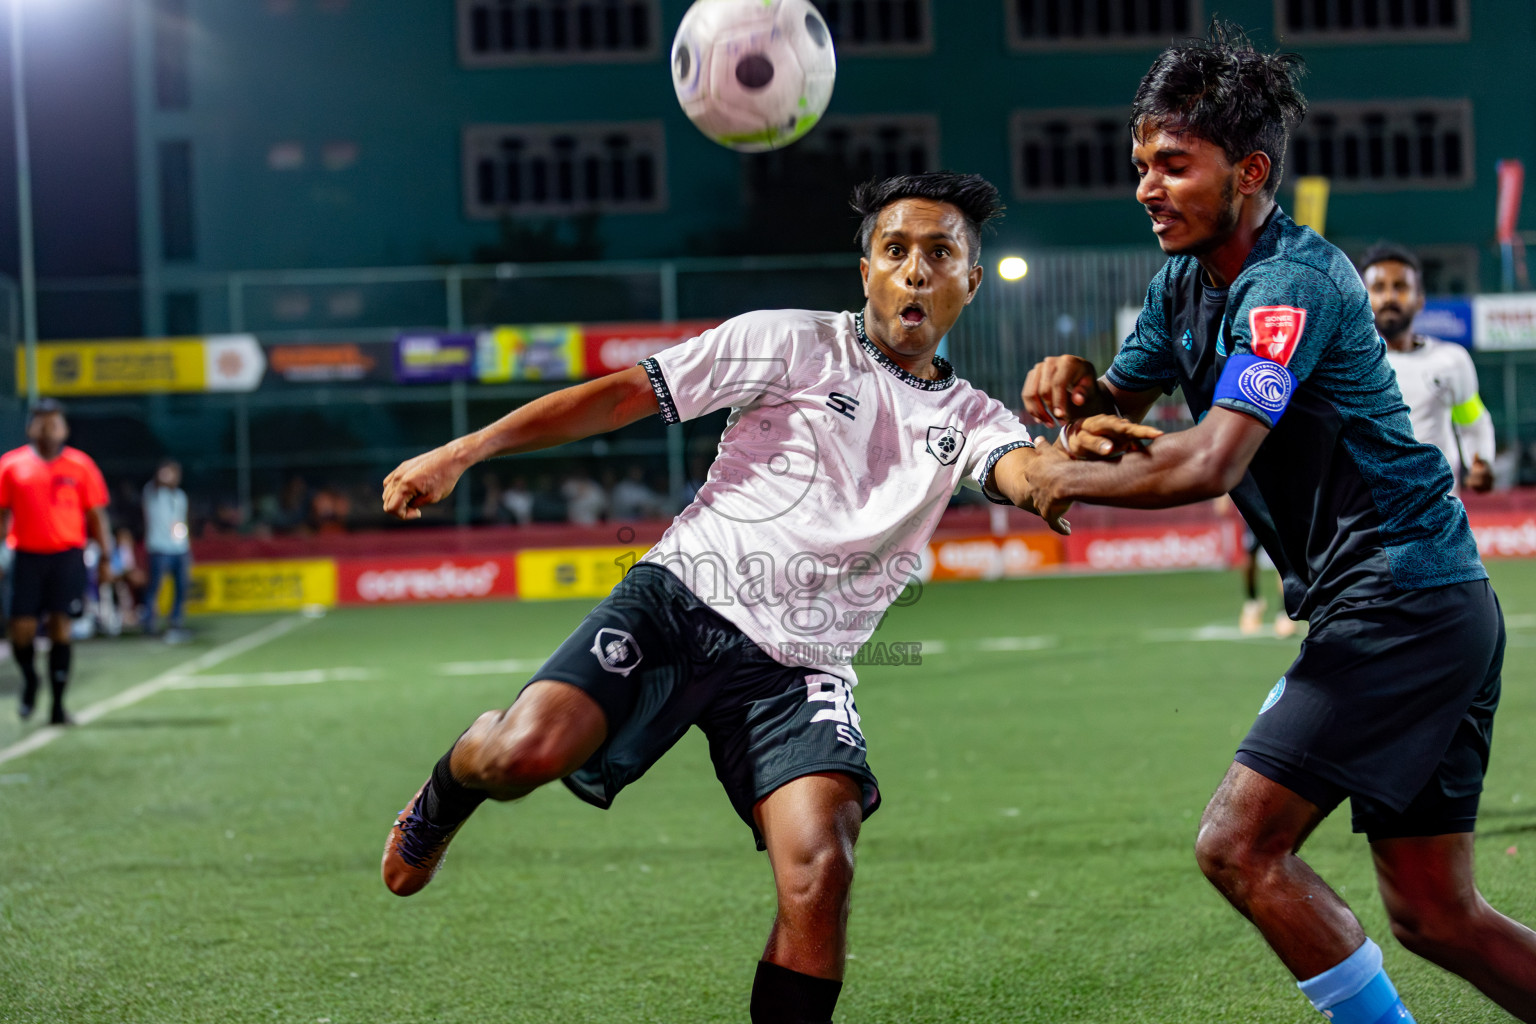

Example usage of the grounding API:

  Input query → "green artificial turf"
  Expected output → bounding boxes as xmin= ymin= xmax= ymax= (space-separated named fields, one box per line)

xmin=1 ymin=566 xmax=1532 ymax=1022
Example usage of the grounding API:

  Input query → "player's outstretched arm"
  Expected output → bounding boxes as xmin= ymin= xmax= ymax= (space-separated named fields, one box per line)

xmin=1021 ymin=355 xmax=1162 ymax=427
xmin=382 ymin=365 xmax=660 ymax=520
xmin=1024 ymin=407 xmax=1270 ymax=512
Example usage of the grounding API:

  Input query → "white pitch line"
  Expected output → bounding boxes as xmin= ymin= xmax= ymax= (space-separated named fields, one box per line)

xmin=436 ymin=658 xmax=549 ymax=676
xmin=0 ymin=616 xmax=309 ymax=768
xmin=1141 ymin=623 xmax=1301 ymax=643
xmin=972 ymin=636 xmax=1057 ymax=652
xmin=167 ymin=667 xmax=377 ymax=689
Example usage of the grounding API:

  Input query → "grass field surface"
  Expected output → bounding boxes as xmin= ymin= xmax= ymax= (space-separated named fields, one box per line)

xmin=1 ymin=565 xmax=1533 ymax=1023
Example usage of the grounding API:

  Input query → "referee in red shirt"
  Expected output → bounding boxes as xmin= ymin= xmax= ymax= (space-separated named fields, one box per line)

xmin=0 ymin=400 xmax=114 ymax=725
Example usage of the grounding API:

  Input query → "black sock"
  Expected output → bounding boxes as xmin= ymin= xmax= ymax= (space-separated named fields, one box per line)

xmin=14 ymin=642 xmax=38 ymax=707
xmin=750 ymin=961 xmax=842 ymax=1024
xmin=48 ymin=644 xmax=71 ymax=715
xmin=420 ymin=748 xmax=486 ymax=827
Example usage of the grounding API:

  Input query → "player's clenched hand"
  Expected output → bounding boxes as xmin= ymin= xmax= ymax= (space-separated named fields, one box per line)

xmin=1063 ymin=414 xmax=1162 ymax=459
xmin=1466 ymin=456 xmax=1494 ymax=493
xmin=382 ymin=445 xmax=468 ymax=520
xmin=1022 ymin=355 xmax=1099 ymax=426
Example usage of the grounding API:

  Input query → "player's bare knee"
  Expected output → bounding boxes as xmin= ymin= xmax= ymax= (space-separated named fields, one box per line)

xmin=776 ymin=838 xmax=855 ymax=919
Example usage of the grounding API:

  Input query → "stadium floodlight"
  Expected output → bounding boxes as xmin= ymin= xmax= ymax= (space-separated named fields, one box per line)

xmin=998 ymin=257 xmax=1029 ymax=281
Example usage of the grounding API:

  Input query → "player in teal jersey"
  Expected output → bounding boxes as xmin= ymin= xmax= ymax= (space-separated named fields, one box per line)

xmin=1022 ymin=22 xmax=1536 ymax=1024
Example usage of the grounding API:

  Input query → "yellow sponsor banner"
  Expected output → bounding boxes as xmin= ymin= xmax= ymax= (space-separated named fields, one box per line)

xmin=22 ymin=338 xmax=208 ymax=396
xmin=514 ymin=546 xmax=643 ymax=601
xmin=165 ymin=559 xmax=338 ymax=616
xmin=1293 ymin=176 xmax=1330 ymax=237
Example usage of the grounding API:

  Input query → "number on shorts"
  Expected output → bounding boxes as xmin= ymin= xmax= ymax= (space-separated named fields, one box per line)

xmin=805 ymin=673 xmax=863 ymax=745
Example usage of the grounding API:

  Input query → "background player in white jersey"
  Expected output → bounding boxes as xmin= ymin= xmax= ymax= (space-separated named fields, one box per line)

xmin=1361 ymin=243 xmax=1495 ymax=494
xmin=376 ymin=172 xmax=1151 ymax=1024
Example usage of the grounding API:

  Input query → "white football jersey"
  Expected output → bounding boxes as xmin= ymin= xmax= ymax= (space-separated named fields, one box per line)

xmin=1384 ymin=334 xmax=1493 ymax=489
xmin=640 ymin=309 xmax=1034 ymax=681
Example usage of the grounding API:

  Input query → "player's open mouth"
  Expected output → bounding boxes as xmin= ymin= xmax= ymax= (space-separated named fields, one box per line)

xmin=1148 ymin=210 xmax=1178 ymax=235
xmin=900 ymin=305 xmax=926 ymax=326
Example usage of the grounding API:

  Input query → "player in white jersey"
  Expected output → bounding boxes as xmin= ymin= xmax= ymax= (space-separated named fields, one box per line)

xmin=1361 ymin=243 xmax=1495 ymax=494
xmin=375 ymin=172 xmax=1155 ymax=1024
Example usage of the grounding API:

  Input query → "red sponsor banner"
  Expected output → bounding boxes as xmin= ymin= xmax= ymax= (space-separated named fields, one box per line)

xmin=582 ymin=320 xmax=720 ymax=376
xmin=1469 ymin=512 xmax=1536 ymax=558
xmin=924 ymin=533 xmax=1063 ymax=581
xmin=1496 ymin=160 xmax=1525 ymax=246
xmin=1064 ymin=522 xmax=1242 ymax=572
xmin=336 ymin=554 xmax=518 ymax=605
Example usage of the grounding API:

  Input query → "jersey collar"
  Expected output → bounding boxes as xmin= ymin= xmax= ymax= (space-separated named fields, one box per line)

xmin=854 ymin=311 xmax=956 ymax=392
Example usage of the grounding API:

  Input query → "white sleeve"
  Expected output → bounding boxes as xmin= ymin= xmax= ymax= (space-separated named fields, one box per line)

xmin=641 ymin=311 xmax=808 ymax=424
xmin=961 ymin=394 xmax=1037 ymax=504
xmin=1447 ymin=345 xmax=1496 ymax=465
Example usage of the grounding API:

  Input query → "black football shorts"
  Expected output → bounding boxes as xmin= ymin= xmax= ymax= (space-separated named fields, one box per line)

xmin=521 ymin=563 xmax=881 ymax=850
xmin=10 ymin=548 xmax=87 ymax=620
xmin=1236 ymin=578 xmax=1503 ymax=840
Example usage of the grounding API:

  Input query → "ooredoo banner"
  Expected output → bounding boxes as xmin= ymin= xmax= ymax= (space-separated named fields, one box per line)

xmin=1064 ymin=523 xmax=1242 ymax=573
xmin=336 ymin=555 xmax=518 ymax=605
xmin=582 ymin=321 xmax=720 ymax=375
xmin=922 ymin=533 xmax=1064 ymax=581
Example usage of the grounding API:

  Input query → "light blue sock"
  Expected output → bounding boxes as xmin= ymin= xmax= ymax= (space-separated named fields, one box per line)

xmin=1297 ymin=939 xmax=1416 ymax=1024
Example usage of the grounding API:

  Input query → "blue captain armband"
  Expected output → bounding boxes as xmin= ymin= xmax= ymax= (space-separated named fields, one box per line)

xmin=1213 ymin=353 xmax=1296 ymax=426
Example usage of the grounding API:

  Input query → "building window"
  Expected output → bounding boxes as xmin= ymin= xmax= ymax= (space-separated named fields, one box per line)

xmin=1277 ymin=0 xmax=1467 ymax=41
xmin=1011 ymin=108 xmax=1137 ymax=199
xmin=458 ymin=0 xmax=659 ymax=66
xmin=1008 ymin=0 xmax=1200 ymax=49
xmin=811 ymin=1 xmax=931 ymax=53
xmin=1289 ymin=101 xmax=1472 ymax=192
xmin=796 ymin=114 xmax=938 ymax=179
xmin=158 ymin=140 xmax=196 ymax=261
xmin=153 ymin=0 xmax=191 ymax=110
xmin=463 ymin=121 xmax=667 ymax=218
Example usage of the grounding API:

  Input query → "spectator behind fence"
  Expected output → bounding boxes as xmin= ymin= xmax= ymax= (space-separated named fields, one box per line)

xmin=610 ymin=465 xmax=663 ymax=520
xmin=142 ymin=459 xmax=192 ymax=643
xmin=501 ymin=475 xmax=534 ymax=526
xmin=561 ymin=469 xmax=607 ymax=525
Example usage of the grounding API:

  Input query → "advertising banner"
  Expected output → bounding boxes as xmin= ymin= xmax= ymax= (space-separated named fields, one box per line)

xmin=1414 ymin=298 xmax=1473 ymax=348
xmin=1064 ymin=523 xmax=1241 ymax=573
xmin=336 ymin=555 xmax=518 ymax=605
xmin=922 ymin=533 xmax=1064 ymax=582
xmin=394 ymin=332 xmax=477 ymax=383
xmin=266 ymin=342 xmax=394 ymax=385
xmin=1472 ymin=294 xmax=1536 ymax=351
xmin=477 ymin=324 xmax=585 ymax=382
xmin=515 ymin=546 xmax=639 ymax=601
xmin=21 ymin=335 xmax=265 ymax=396
xmin=181 ymin=559 xmax=337 ymax=615
xmin=582 ymin=321 xmax=718 ymax=375
xmin=1469 ymin=513 xmax=1536 ymax=558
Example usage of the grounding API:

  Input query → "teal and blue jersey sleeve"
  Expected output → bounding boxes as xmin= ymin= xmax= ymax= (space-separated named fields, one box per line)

xmin=1212 ymin=261 xmax=1359 ymax=428
xmin=1105 ymin=261 xmax=1179 ymax=396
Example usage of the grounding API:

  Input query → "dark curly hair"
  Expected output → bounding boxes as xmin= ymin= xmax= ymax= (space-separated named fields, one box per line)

xmin=1358 ymin=242 xmax=1423 ymax=280
xmin=1130 ymin=20 xmax=1307 ymax=198
xmin=850 ymin=172 xmax=1004 ymax=267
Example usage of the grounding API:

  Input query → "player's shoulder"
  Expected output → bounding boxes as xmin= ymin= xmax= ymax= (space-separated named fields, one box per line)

xmin=0 ymin=445 xmax=33 ymax=474
xmin=1421 ymin=335 xmax=1476 ymax=367
xmin=1233 ymin=210 xmax=1361 ymax=305
xmin=718 ymin=307 xmax=849 ymax=338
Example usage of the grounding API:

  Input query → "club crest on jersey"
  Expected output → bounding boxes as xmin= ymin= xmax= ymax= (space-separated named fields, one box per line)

xmin=1259 ymin=676 xmax=1286 ymax=714
xmin=1249 ymin=306 xmax=1307 ymax=366
xmin=926 ymin=425 xmax=966 ymax=466
xmin=591 ymin=627 xmax=643 ymax=677
xmin=1237 ymin=361 xmax=1294 ymax=415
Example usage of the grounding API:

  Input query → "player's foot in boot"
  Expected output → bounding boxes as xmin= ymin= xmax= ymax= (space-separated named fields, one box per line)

xmin=48 ymin=707 xmax=75 ymax=726
xmin=1273 ymin=613 xmax=1298 ymax=639
xmin=382 ymin=780 xmax=467 ymax=896
xmin=1239 ymin=598 xmax=1266 ymax=635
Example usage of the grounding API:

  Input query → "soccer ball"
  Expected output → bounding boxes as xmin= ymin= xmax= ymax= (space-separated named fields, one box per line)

xmin=670 ymin=0 xmax=837 ymax=153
